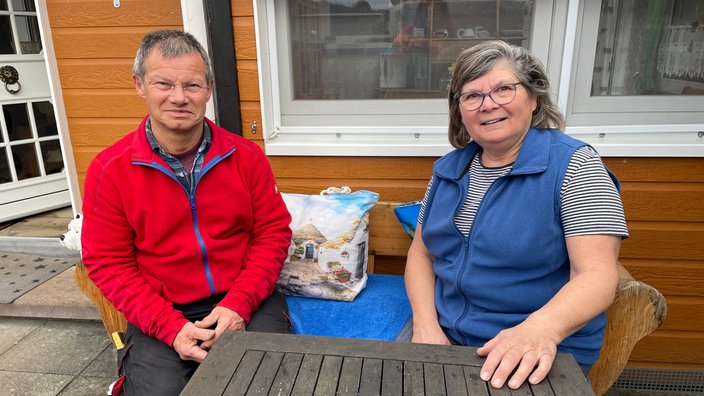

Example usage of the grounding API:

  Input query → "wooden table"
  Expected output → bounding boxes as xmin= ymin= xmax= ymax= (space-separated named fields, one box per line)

xmin=181 ymin=331 xmax=593 ymax=396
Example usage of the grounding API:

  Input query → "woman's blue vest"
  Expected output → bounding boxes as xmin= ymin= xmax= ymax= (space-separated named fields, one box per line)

xmin=421 ymin=128 xmax=618 ymax=365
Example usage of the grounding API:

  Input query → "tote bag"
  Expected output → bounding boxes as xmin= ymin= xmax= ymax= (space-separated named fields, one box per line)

xmin=277 ymin=187 xmax=379 ymax=301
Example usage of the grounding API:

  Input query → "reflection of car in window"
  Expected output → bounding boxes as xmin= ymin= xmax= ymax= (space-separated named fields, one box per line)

xmin=319 ymin=0 xmax=393 ymax=12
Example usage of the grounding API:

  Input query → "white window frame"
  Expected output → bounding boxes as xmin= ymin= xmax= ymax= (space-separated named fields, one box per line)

xmin=563 ymin=0 xmax=704 ymax=157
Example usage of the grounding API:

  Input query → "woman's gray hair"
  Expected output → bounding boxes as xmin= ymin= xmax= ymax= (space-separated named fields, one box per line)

xmin=133 ymin=29 xmax=213 ymax=83
xmin=447 ymin=40 xmax=565 ymax=149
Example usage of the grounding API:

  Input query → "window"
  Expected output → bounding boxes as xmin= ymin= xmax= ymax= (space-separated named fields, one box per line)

xmin=256 ymin=0 xmax=555 ymax=156
xmin=566 ymin=0 xmax=704 ymax=156
xmin=256 ymin=0 xmax=702 ymax=157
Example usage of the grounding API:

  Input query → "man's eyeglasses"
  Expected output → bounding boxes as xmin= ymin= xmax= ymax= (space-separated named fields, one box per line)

xmin=454 ymin=82 xmax=522 ymax=111
xmin=145 ymin=80 xmax=208 ymax=95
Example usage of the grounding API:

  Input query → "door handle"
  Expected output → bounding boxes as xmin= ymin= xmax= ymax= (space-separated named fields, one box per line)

xmin=0 ymin=65 xmax=21 ymax=94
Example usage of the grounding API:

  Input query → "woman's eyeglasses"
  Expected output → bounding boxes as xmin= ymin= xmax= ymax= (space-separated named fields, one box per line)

xmin=454 ymin=82 xmax=522 ymax=111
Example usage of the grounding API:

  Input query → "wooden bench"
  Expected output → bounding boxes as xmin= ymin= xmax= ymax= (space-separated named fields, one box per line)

xmin=74 ymin=200 xmax=666 ymax=395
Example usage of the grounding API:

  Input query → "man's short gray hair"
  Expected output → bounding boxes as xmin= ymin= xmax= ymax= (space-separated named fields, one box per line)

xmin=133 ymin=29 xmax=213 ymax=83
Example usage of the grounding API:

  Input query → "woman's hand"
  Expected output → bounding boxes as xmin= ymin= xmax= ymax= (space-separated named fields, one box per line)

xmin=476 ymin=319 xmax=559 ymax=389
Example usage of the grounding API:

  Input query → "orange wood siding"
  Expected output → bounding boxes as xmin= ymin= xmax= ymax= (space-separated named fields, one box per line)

xmin=46 ymin=0 xmax=703 ymax=373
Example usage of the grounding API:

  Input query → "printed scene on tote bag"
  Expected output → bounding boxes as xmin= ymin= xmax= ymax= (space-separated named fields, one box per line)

xmin=277 ymin=188 xmax=379 ymax=301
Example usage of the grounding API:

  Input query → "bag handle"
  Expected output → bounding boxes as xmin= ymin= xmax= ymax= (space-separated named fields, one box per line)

xmin=320 ymin=186 xmax=352 ymax=195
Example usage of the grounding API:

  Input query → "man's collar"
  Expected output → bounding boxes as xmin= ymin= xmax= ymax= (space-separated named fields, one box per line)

xmin=145 ymin=117 xmax=211 ymax=155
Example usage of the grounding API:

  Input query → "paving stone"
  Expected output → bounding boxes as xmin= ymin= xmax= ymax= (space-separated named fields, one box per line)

xmin=81 ymin=344 xmax=117 ymax=378
xmin=57 ymin=376 xmax=112 ymax=396
xmin=0 ymin=318 xmax=42 ymax=354
xmin=0 ymin=320 xmax=109 ymax=375
xmin=0 ymin=371 xmax=72 ymax=396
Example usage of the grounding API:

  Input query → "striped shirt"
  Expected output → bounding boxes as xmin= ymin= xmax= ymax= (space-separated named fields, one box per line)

xmin=420 ymin=146 xmax=629 ymax=238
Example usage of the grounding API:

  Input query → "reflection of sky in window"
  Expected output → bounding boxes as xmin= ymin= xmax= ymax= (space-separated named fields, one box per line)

xmin=283 ymin=193 xmax=377 ymax=239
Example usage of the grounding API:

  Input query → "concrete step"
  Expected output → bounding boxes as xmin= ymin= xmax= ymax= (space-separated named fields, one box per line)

xmin=0 ymin=234 xmax=100 ymax=322
xmin=0 ymin=264 xmax=100 ymax=321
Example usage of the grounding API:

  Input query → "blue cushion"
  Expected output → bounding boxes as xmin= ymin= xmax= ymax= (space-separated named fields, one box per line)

xmin=285 ymin=273 xmax=411 ymax=341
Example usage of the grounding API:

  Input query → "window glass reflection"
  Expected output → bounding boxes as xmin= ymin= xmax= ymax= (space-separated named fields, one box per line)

xmin=5 ymin=104 xmax=32 ymax=141
xmin=40 ymin=140 xmax=63 ymax=175
xmin=289 ymin=0 xmax=533 ymax=100
xmin=592 ymin=0 xmax=704 ymax=96
xmin=0 ymin=15 xmax=15 ymax=54
xmin=17 ymin=16 xmax=41 ymax=54
xmin=0 ymin=149 xmax=11 ymax=184
xmin=12 ymin=0 xmax=35 ymax=12
xmin=33 ymin=102 xmax=58 ymax=137
xmin=12 ymin=143 xmax=39 ymax=180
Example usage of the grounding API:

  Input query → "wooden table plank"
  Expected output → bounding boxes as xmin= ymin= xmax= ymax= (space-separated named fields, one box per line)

xmin=402 ymin=360 xmax=424 ymax=396
xmin=509 ymin=383 xmax=534 ymax=396
xmin=443 ymin=364 xmax=468 ymax=396
xmin=269 ymin=353 xmax=303 ymax=396
xmin=184 ymin=335 xmax=247 ymax=394
xmin=530 ymin=379 xmax=558 ymax=396
xmin=337 ymin=357 xmax=363 ymax=395
xmin=546 ymin=354 xmax=593 ymax=396
xmin=487 ymin=385 xmax=512 ymax=395
xmin=224 ymin=350 xmax=265 ymax=396
xmin=291 ymin=354 xmax=322 ymax=396
xmin=462 ymin=366 xmax=489 ymax=394
xmin=246 ymin=351 xmax=284 ymax=395
xmin=359 ymin=358 xmax=382 ymax=395
xmin=423 ymin=363 xmax=446 ymax=396
xmin=382 ymin=359 xmax=403 ymax=395
xmin=314 ymin=355 xmax=342 ymax=396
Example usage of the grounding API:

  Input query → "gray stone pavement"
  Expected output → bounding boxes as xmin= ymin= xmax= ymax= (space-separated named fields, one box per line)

xmin=0 ymin=317 xmax=116 ymax=396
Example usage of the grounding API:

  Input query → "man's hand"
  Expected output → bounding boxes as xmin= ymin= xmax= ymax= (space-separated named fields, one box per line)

xmin=172 ymin=322 xmax=215 ymax=363
xmin=194 ymin=306 xmax=246 ymax=350
xmin=476 ymin=321 xmax=559 ymax=389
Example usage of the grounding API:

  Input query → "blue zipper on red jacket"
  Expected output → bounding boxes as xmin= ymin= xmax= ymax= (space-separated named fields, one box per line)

xmin=135 ymin=147 xmax=236 ymax=296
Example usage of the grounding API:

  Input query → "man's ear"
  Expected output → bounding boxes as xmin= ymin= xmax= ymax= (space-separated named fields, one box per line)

xmin=134 ymin=75 xmax=146 ymax=98
xmin=206 ymin=79 xmax=215 ymax=101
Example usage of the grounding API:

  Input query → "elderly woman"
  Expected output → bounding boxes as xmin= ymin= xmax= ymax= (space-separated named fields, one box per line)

xmin=404 ymin=40 xmax=628 ymax=390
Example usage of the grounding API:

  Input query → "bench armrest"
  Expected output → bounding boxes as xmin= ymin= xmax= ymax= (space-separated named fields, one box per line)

xmin=588 ymin=262 xmax=667 ymax=395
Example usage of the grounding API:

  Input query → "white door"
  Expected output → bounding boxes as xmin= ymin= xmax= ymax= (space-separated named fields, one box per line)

xmin=0 ymin=0 xmax=68 ymax=223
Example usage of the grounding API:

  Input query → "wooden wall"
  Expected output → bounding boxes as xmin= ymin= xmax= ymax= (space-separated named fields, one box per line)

xmin=47 ymin=0 xmax=703 ymax=373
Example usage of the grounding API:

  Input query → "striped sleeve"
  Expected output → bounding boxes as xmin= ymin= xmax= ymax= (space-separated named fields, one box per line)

xmin=560 ymin=146 xmax=629 ymax=238
xmin=418 ymin=178 xmax=433 ymax=225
